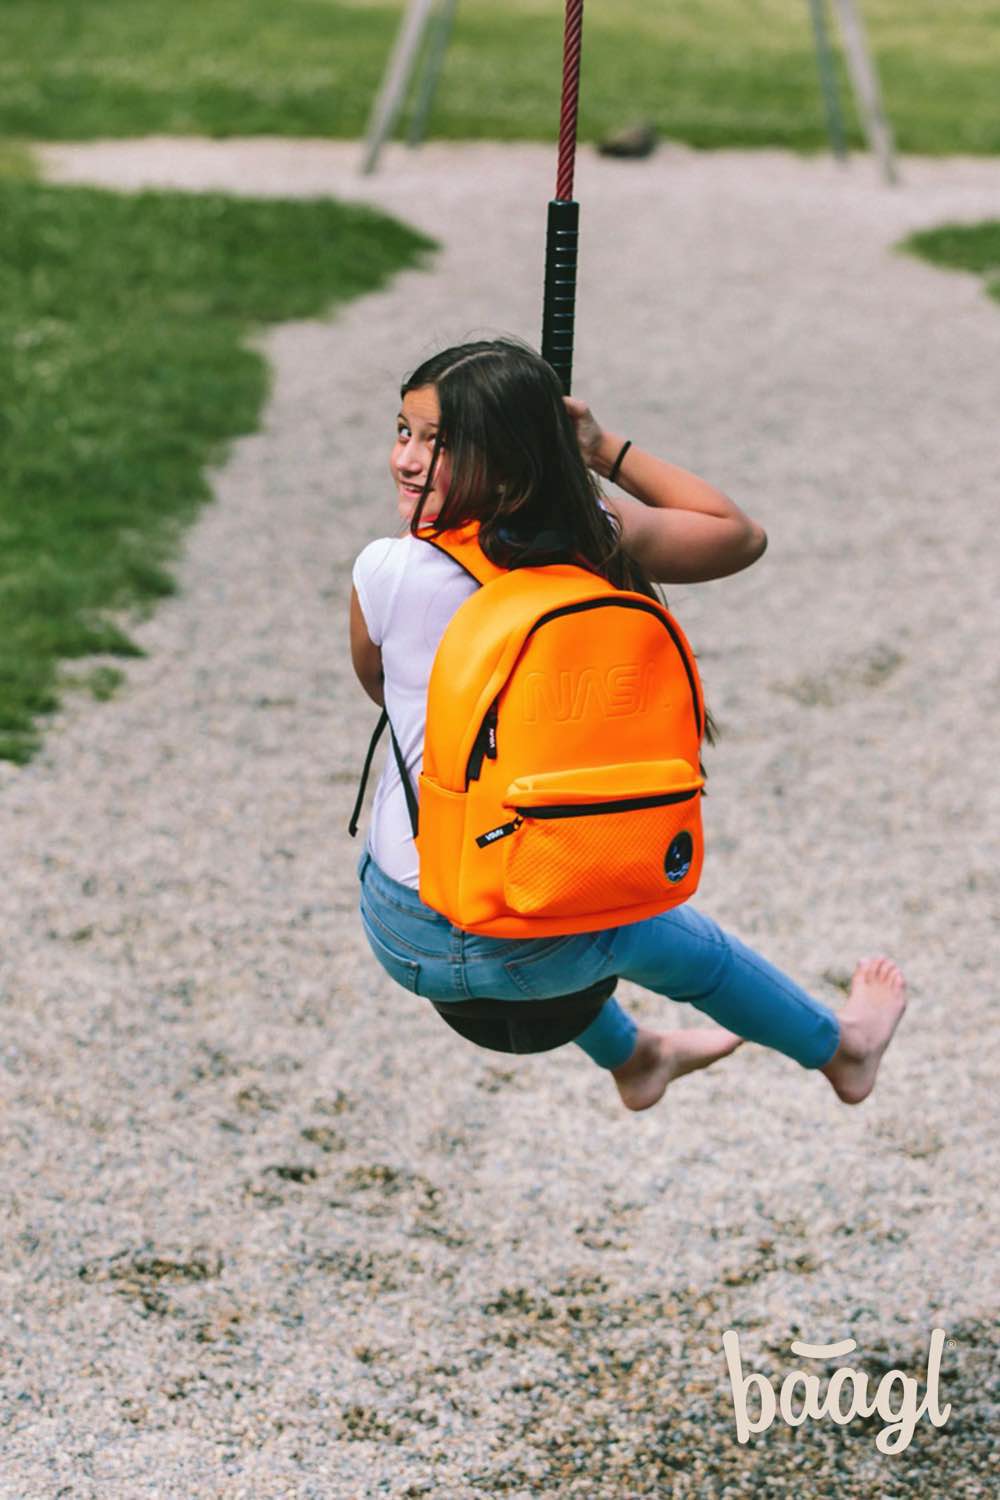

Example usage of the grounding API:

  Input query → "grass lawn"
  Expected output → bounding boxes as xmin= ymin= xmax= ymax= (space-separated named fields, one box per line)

xmin=902 ymin=222 xmax=1000 ymax=303
xmin=1 ymin=0 xmax=999 ymax=155
xmin=0 ymin=181 xmax=432 ymax=763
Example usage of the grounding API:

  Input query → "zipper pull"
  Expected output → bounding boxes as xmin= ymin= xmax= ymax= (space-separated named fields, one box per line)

xmin=467 ymin=734 xmax=486 ymax=784
xmin=465 ymin=700 xmax=499 ymax=785
xmin=475 ymin=815 xmax=522 ymax=849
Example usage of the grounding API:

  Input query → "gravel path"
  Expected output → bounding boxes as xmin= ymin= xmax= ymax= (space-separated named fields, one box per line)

xmin=3 ymin=138 xmax=998 ymax=1496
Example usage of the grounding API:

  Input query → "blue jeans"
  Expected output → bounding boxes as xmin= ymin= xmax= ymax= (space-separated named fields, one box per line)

xmin=357 ymin=849 xmax=839 ymax=1071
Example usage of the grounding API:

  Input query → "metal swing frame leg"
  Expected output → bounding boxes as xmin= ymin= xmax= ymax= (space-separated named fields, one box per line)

xmin=407 ymin=0 xmax=458 ymax=147
xmin=806 ymin=0 xmax=848 ymax=163
xmin=829 ymin=0 xmax=899 ymax=185
xmin=360 ymin=0 xmax=438 ymax=175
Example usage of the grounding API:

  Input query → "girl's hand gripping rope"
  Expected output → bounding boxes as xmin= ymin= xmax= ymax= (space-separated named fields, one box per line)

xmin=564 ymin=395 xmax=768 ymax=585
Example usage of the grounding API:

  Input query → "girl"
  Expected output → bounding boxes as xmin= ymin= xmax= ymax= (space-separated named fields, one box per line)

xmin=350 ymin=339 xmax=905 ymax=1111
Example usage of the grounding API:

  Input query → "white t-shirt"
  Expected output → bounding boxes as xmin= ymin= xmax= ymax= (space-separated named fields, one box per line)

xmin=352 ymin=533 xmax=478 ymax=887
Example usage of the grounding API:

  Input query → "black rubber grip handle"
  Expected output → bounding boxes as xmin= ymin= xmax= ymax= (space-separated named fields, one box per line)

xmin=541 ymin=198 xmax=579 ymax=395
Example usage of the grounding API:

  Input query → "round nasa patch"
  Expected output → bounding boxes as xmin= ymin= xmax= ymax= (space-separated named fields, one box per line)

xmin=664 ymin=831 xmax=694 ymax=883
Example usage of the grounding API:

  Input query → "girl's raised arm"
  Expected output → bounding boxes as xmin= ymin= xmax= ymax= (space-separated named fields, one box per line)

xmin=566 ymin=398 xmax=767 ymax=584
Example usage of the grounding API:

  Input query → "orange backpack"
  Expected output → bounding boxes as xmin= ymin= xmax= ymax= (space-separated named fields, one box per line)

xmin=351 ymin=520 xmax=706 ymax=937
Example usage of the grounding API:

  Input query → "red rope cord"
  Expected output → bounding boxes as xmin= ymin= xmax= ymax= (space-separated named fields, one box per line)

xmin=555 ymin=0 xmax=584 ymax=201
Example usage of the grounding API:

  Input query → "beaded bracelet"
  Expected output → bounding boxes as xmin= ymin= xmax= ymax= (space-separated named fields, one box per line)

xmin=607 ymin=439 xmax=632 ymax=485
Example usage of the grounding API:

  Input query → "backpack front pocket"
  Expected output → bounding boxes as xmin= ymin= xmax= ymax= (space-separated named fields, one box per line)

xmin=488 ymin=761 xmax=704 ymax=919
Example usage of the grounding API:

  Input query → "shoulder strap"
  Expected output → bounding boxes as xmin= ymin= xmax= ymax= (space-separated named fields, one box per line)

xmin=350 ymin=524 xmax=498 ymax=843
xmin=389 ymin=717 xmax=419 ymax=838
xmin=347 ymin=709 xmax=419 ymax=839
xmin=415 ymin=520 xmax=508 ymax=586
xmin=348 ymin=708 xmax=387 ymax=837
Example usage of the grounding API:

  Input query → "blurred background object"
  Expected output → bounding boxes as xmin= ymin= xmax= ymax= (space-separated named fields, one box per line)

xmin=596 ymin=121 xmax=658 ymax=159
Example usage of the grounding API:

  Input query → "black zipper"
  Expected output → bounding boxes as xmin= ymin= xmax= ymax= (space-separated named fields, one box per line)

xmin=514 ymin=788 xmax=699 ymax=819
xmin=475 ymin=787 xmax=699 ymax=846
xmin=465 ymin=699 xmax=499 ymax=783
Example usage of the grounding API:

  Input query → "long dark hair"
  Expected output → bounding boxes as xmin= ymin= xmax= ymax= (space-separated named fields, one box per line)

xmin=402 ymin=338 xmax=658 ymax=599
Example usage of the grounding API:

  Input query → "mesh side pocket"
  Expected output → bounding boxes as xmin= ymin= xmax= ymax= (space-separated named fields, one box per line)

xmin=503 ymin=799 xmax=702 ymax=918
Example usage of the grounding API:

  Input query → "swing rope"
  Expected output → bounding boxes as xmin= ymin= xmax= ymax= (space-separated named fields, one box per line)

xmin=541 ymin=0 xmax=585 ymax=395
xmin=555 ymin=0 xmax=585 ymax=202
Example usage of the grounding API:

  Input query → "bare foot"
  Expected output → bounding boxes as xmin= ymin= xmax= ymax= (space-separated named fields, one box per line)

xmin=611 ymin=1026 xmax=743 ymax=1112
xmin=822 ymin=956 xmax=907 ymax=1105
